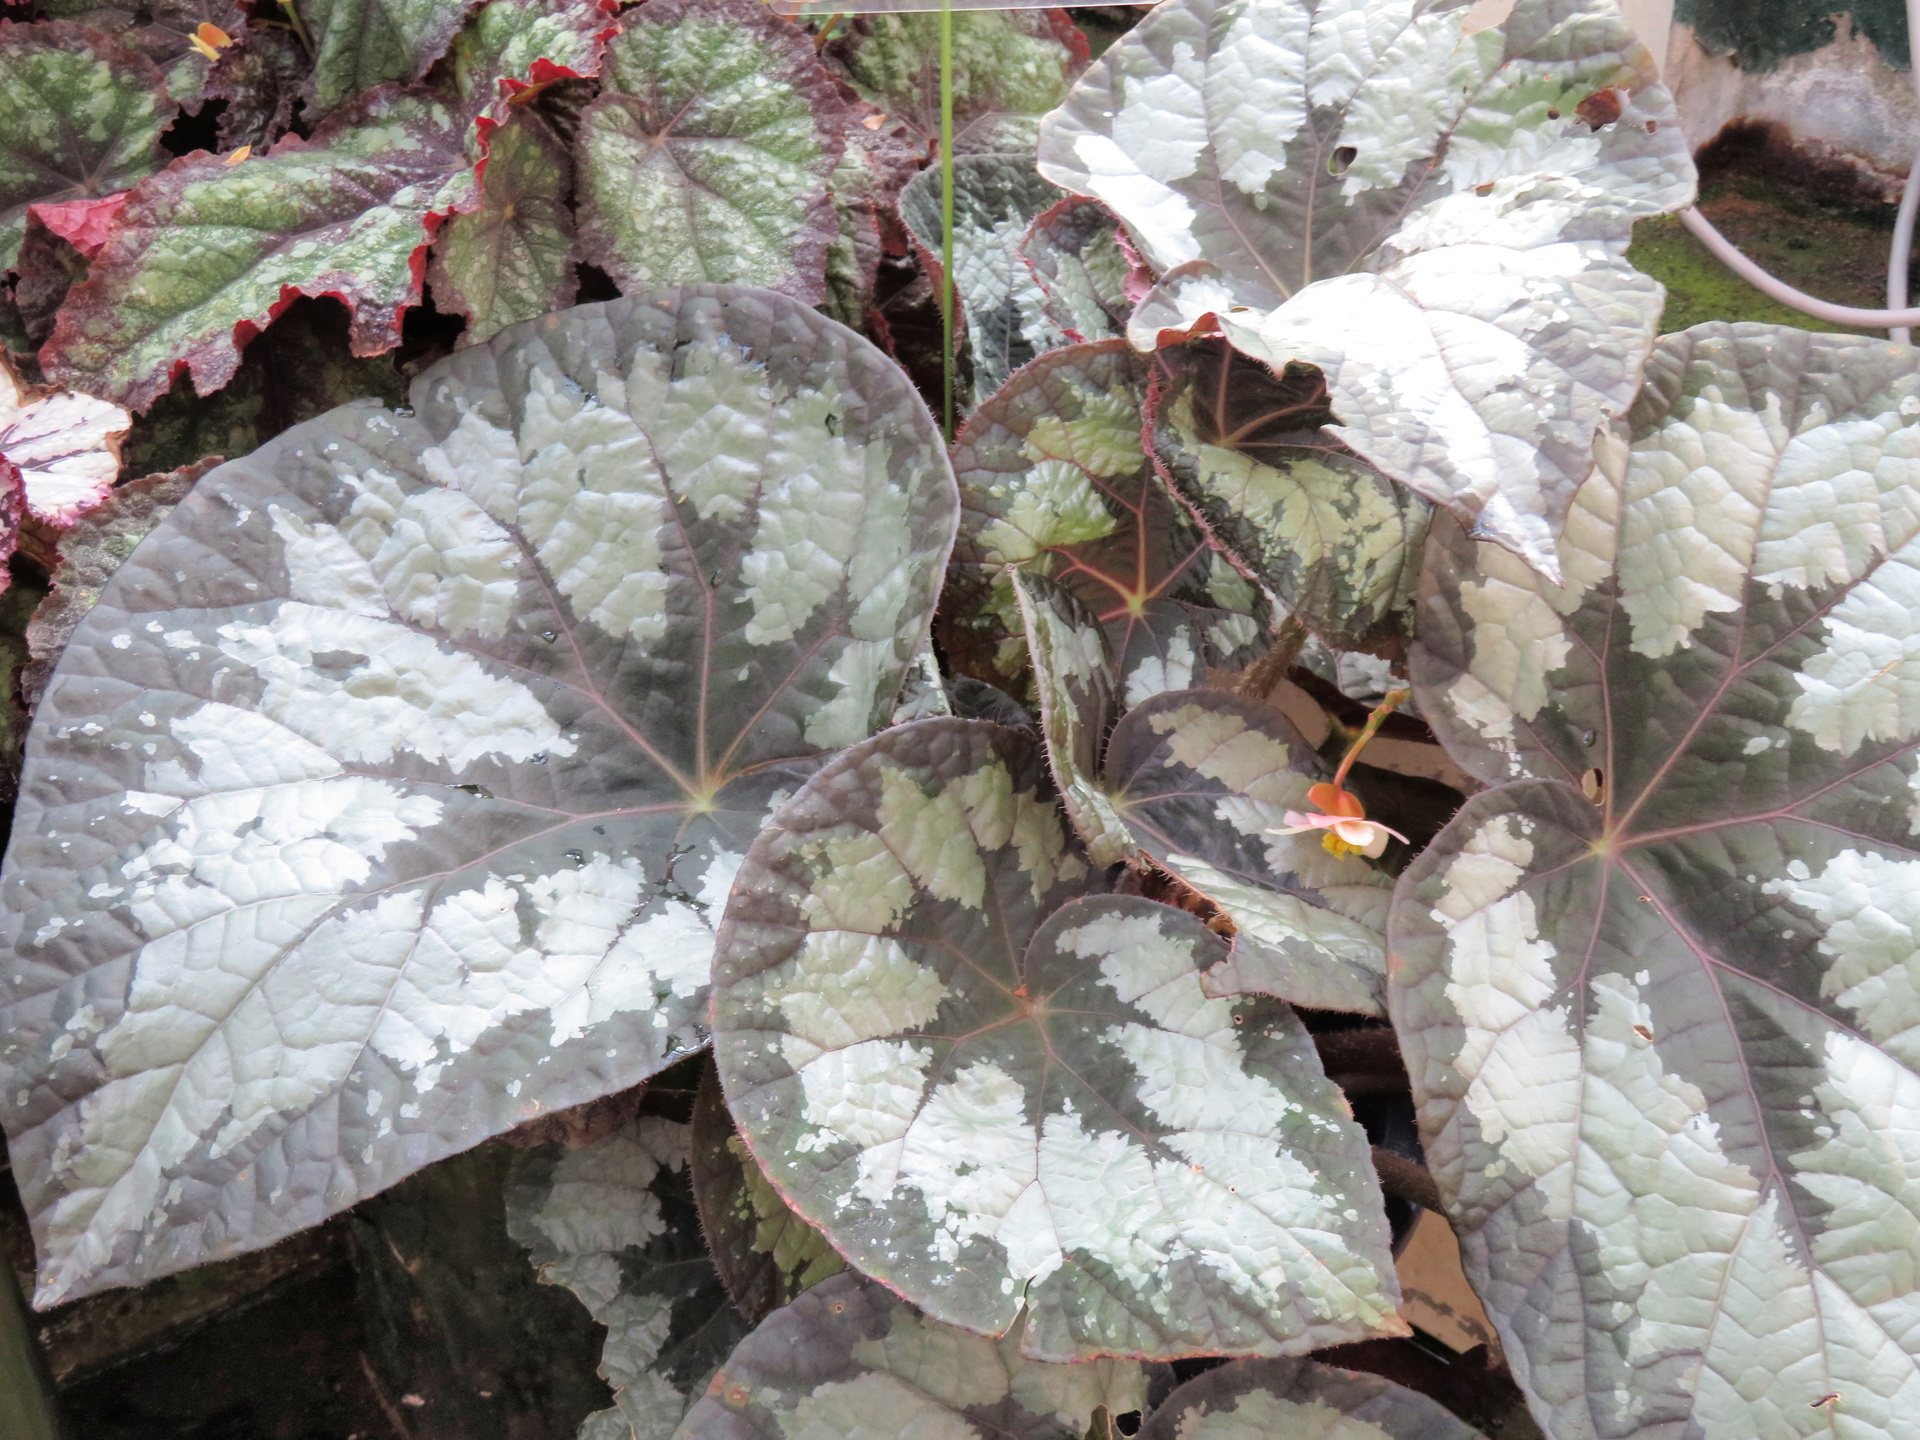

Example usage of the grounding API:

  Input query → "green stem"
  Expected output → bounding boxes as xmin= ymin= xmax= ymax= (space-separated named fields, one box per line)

xmin=1 ymin=1256 xmax=63 ymax=1440
xmin=939 ymin=0 xmax=956 ymax=441
xmin=279 ymin=0 xmax=315 ymax=58
xmin=1331 ymin=687 xmax=1409 ymax=790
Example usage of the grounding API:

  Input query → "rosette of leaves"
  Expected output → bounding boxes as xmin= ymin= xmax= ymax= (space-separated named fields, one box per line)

xmin=1138 ymin=1356 xmax=1485 ymax=1440
xmin=0 ymin=287 xmax=957 ymax=1305
xmin=1037 ymin=0 xmax=1697 ymax=579
xmin=1021 ymin=196 xmax=1132 ymax=346
xmin=942 ymin=339 xmax=1267 ymax=704
xmin=1105 ymin=691 xmax=1396 ymax=1015
xmin=1150 ymin=341 xmax=1431 ymax=653
xmin=711 ymin=717 xmax=1403 ymax=1361
xmin=689 ymin=1059 xmax=844 ymax=1325
xmin=898 ymin=155 xmax=1072 ymax=403
xmin=826 ymin=10 xmax=1088 ymax=161
xmin=573 ymin=0 xmax=847 ymax=304
xmin=0 ymin=21 xmax=172 ymax=273
xmin=507 ymin=1112 xmax=750 ymax=1440
xmin=44 ymin=86 xmax=481 ymax=410
xmin=1394 ymin=322 xmax=1920 ymax=1435
xmin=677 ymin=1270 xmax=1151 ymax=1440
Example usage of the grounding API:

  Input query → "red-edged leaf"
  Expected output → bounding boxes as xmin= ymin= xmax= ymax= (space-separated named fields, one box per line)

xmin=450 ymin=0 xmax=619 ymax=124
xmin=27 ymin=193 xmax=128 ymax=260
xmin=0 ymin=357 xmax=130 ymax=559
xmin=43 ymin=87 xmax=479 ymax=411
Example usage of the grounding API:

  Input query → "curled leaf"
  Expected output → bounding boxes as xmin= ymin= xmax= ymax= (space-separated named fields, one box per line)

xmin=1021 ymin=195 xmax=1132 ymax=346
xmin=0 ymin=359 xmax=131 ymax=547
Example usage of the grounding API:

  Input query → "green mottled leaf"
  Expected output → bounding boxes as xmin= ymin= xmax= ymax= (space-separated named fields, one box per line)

xmin=0 ymin=22 xmax=171 ymax=274
xmin=690 ymin=1057 xmax=843 ymax=1326
xmin=429 ymin=111 xmax=576 ymax=346
xmin=941 ymin=339 xmax=1267 ymax=701
xmin=574 ymin=0 xmax=846 ymax=304
xmin=40 ymin=0 xmax=245 ymax=105
xmin=828 ymin=10 xmax=1086 ymax=159
xmin=1009 ymin=570 xmax=1134 ymax=866
xmin=448 ymin=0 xmax=617 ymax=115
xmin=1038 ymin=0 xmax=1696 ymax=579
xmin=1021 ymin=196 xmax=1131 ymax=346
xmin=1395 ymin=322 xmax=1920 ymax=1437
xmin=43 ymin=87 xmax=478 ymax=411
xmin=0 ymin=288 xmax=956 ymax=1305
xmin=508 ymin=1111 xmax=751 ymax=1440
xmin=899 ymin=154 xmax=1069 ymax=403
xmin=1150 ymin=341 xmax=1430 ymax=651
xmin=1139 ymin=1357 xmax=1486 ymax=1440
xmin=1106 ymin=690 xmax=1393 ymax=1015
xmin=711 ymin=718 xmax=1401 ymax=1360
xmin=677 ymin=1270 xmax=1148 ymax=1440
xmin=299 ymin=0 xmax=474 ymax=117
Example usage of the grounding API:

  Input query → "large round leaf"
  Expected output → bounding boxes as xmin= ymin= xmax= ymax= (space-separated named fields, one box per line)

xmin=1140 ymin=1356 xmax=1485 ymax=1440
xmin=675 ymin=1270 xmax=1149 ymax=1440
xmin=712 ymin=717 xmax=1401 ymax=1360
xmin=0 ymin=287 xmax=956 ymax=1305
xmin=1037 ymin=0 xmax=1695 ymax=579
xmin=1106 ymin=690 xmax=1395 ymax=1016
xmin=1396 ymin=322 xmax=1920 ymax=1436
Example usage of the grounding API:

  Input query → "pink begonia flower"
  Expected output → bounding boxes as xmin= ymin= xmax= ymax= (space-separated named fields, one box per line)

xmin=1269 ymin=782 xmax=1408 ymax=859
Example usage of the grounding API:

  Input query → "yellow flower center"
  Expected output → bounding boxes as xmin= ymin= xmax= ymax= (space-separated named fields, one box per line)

xmin=1321 ymin=831 xmax=1364 ymax=859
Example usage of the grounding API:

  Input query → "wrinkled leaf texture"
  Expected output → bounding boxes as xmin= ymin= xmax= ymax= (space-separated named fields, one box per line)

xmin=298 ymin=0 xmax=474 ymax=117
xmin=1138 ymin=1355 xmax=1487 ymax=1440
xmin=0 ymin=287 xmax=956 ymax=1305
xmin=1396 ymin=322 xmax=1920 ymax=1438
xmin=712 ymin=717 xmax=1403 ymax=1361
xmin=1038 ymin=0 xmax=1696 ymax=580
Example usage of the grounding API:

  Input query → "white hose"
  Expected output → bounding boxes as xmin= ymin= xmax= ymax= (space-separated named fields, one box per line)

xmin=1888 ymin=0 xmax=1920 ymax=341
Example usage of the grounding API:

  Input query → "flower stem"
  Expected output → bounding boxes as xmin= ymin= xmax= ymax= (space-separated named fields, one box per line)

xmin=938 ymin=0 xmax=956 ymax=441
xmin=1332 ymin=687 xmax=1409 ymax=789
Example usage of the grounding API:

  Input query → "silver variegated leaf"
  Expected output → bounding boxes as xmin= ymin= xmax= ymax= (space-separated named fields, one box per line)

xmin=711 ymin=718 xmax=1402 ymax=1361
xmin=674 ymin=1270 xmax=1148 ymax=1440
xmin=1008 ymin=570 xmax=1134 ymax=867
xmin=1037 ymin=0 xmax=1696 ymax=579
xmin=941 ymin=340 xmax=1268 ymax=705
xmin=1106 ymin=691 xmax=1394 ymax=1016
xmin=0 ymin=287 xmax=957 ymax=1305
xmin=1150 ymin=342 xmax=1430 ymax=651
xmin=689 ymin=1056 xmax=844 ymax=1326
xmin=1021 ymin=195 xmax=1132 ymax=346
xmin=1395 ymin=322 xmax=1920 ymax=1437
xmin=1139 ymin=1356 xmax=1486 ymax=1440
xmin=897 ymin=154 xmax=1072 ymax=404
xmin=508 ymin=1110 xmax=751 ymax=1440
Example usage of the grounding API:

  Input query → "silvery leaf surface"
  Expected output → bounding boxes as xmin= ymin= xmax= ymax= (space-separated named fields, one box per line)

xmin=297 ymin=0 xmax=473 ymax=117
xmin=1009 ymin=570 xmax=1135 ymax=866
xmin=674 ymin=1270 xmax=1148 ymax=1440
xmin=1395 ymin=322 xmax=1920 ymax=1437
xmin=1149 ymin=342 xmax=1429 ymax=652
xmin=508 ymin=1111 xmax=750 ymax=1440
xmin=0 ymin=287 xmax=956 ymax=1305
xmin=941 ymin=340 xmax=1267 ymax=704
xmin=898 ymin=154 xmax=1071 ymax=403
xmin=573 ymin=0 xmax=846 ymax=305
xmin=710 ymin=718 xmax=1401 ymax=1360
xmin=1106 ymin=690 xmax=1393 ymax=1016
xmin=689 ymin=1056 xmax=844 ymax=1327
xmin=1036 ymin=0 xmax=1696 ymax=579
xmin=1021 ymin=196 xmax=1132 ymax=346
xmin=1138 ymin=1356 xmax=1486 ymax=1440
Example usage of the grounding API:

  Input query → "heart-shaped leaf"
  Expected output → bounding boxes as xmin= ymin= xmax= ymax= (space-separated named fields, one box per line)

xmin=898 ymin=154 xmax=1070 ymax=404
xmin=1139 ymin=1356 xmax=1486 ymax=1440
xmin=690 ymin=1057 xmax=844 ymax=1325
xmin=827 ymin=10 xmax=1087 ymax=160
xmin=0 ymin=21 xmax=171 ymax=274
xmin=1106 ymin=691 xmax=1394 ymax=1015
xmin=712 ymin=717 xmax=1401 ymax=1360
xmin=1021 ymin=196 xmax=1132 ymax=347
xmin=44 ymin=87 xmax=479 ymax=411
xmin=574 ymin=0 xmax=846 ymax=305
xmin=0 ymin=287 xmax=956 ymax=1305
xmin=429 ymin=111 xmax=577 ymax=346
xmin=1037 ymin=0 xmax=1697 ymax=579
xmin=1009 ymin=569 xmax=1134 ymax=866
xmin=1149 ymin=342 xmax=1430 ymax=652
xmin=942 ymin=339 xmax=1268 ymax=703
xmin=676 ymin=1270 xmax=1150 ymax=1440
xmin=298 ymin=0 xmax=474 ymax=117
xmin=508 ymin=1110 xmax=750 ymax=1440
xmin=1395 ymin=322 xmax=1920 ymax=1436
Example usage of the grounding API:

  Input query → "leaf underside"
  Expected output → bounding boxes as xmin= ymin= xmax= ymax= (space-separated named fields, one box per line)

xmin=0 ymin=287 xmax=955 ymax=1305
xmin=711 ymin=717 xmax=1402 ymax=1361
xmin=1396 ymin=322 xmax=1920 ymax=1437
